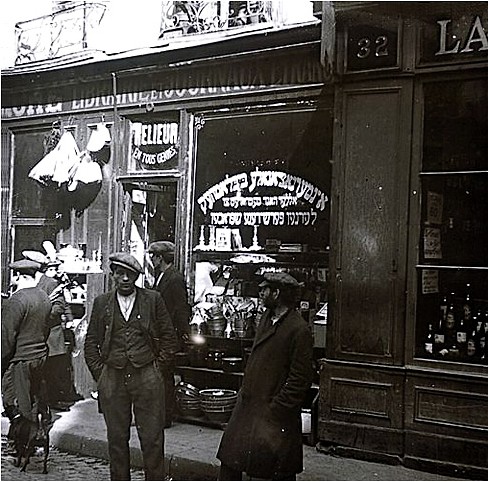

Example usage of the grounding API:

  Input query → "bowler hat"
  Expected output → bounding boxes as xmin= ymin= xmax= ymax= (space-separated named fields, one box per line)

xmin=148 ymin=241 xmax=175 ymax=254
xmin=109 ymin=252 xmax=143 ymax=274
xmin=258 ymin=272 xmax=301 ymax=288
xmin=10 ymin=259 xmax=42 ymax=276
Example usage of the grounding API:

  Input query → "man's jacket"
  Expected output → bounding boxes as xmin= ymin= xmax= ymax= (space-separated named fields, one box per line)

xmin=84 ymin=288 xmax=178 ymax=381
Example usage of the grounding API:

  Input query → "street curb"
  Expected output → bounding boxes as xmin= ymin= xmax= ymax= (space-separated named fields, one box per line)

xmin=50 ymin=428 xmax=219 ymax=480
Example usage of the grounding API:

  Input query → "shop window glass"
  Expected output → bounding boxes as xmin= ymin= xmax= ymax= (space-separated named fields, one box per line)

xmin=416 ymin=78 xmax=488 ymax=364
xmin=12 ymin=129 xmax=60 ymax=218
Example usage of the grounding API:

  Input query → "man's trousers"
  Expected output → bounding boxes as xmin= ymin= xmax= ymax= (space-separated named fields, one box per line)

xmin=98 ymin=362 xmax=166 ymax=481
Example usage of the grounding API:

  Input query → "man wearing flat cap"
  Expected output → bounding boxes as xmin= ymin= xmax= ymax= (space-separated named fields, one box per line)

xmin=84 ymin=252 xmax=178 ymax=480
xmin=2 ymin=259 xmax=51 ymax=427
xmin=217 ymin=271 xmax=314 ymax=481
xmin=148 ymin=240 xmax=192 ymax=427
xmin=23 ymin=250 xmax=77 ymax=408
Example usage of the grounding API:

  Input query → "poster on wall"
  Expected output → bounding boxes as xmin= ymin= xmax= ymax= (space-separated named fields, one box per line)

xmin=193 ymin=108 xmax=333 ymax=253
xmin=129 ymin=120 xmax=179 ymax=171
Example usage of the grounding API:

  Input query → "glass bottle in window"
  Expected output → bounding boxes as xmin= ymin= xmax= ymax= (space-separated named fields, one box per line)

xmin=443 ymin=293 xmax=459 ymax=359
xmin=424 ymin=323 xmax=434 ymax=358
xmin=434 ymin=294 xmax=448 ymax=357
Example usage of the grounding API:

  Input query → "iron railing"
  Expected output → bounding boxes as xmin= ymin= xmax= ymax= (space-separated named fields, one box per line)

xmin=160 ymin=1 xmax=277 ymax=39
xmin=15 ymin=2 xmax=107 ymax=65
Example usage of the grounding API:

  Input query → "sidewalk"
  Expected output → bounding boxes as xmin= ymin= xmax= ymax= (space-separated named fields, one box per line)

xmin=0 ymin=399 xmax=467 ymax=481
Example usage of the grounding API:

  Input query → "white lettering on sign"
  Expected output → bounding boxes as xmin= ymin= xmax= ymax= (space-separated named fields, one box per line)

xmin=210 ymin=210 xmax=318 ymax=227
xmin=132 ymin=122 xmax=179 ymax=146
xmin=197 ymin=168 xmax=328 ymax=215
xmin=436 ymin=16 xmax=488 ymax=55
xmin=132 ymin=145 xmax=178 ymax=165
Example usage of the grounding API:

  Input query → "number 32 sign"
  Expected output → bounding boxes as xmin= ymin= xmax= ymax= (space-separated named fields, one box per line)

xmin=346 ymin=24 xmax=399 ymax=71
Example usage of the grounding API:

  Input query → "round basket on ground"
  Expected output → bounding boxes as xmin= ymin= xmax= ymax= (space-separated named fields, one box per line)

xmin=203 ymin=407 xmax=234 ymax=423
xmin=199 ymin=389 xmax=237 ymax=402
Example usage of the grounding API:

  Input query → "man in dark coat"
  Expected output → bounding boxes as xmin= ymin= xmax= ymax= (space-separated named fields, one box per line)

xmin=24 ymin=251 xmax=78 ymax=407
xmin=2 ymin=259 xmax=51 ymax=425
xmin=148 ymin=240 xmax=191 ymax=427
xmin=217 ymin=272 xmax=314 ymax=481
xmin=84 ymin=252 xmax=178 ymax=480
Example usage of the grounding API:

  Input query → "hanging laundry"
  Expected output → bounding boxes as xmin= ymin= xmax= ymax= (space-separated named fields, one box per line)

xmin=87 ymin=123 xmax=111 ymax=165
xmin=67 ymin=151 xmax=103 ymax=192
xmin=28 ymin=131 xmax=81 ymax=186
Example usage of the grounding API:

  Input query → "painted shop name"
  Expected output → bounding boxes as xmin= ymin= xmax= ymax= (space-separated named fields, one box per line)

xmin=436 ymin=15 xmax=488 ymax=55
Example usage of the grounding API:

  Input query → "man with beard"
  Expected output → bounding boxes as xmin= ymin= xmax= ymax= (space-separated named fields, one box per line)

xmin=217 ymin=272 xmax=314 ymax=481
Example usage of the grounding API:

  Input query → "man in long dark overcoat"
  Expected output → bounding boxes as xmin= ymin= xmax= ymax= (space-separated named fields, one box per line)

xmin=148 ymin=240 xmax=192 ymax=427
xmin=217 ymin=272 xmax=314 ymax=480
xmin=84 ymin=252 xmax=178 ymax=480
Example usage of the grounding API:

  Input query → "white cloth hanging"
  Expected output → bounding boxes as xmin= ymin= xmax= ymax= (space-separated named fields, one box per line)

xmin=28 ymin=131 xmax=81 ymax=186
xmin=86 ymin=123 xmax=111 ymax=152
xmin=67 ymin=151 xmax=103 ymax=192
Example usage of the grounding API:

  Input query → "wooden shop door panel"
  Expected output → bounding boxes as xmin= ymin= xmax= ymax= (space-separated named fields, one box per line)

xmin=331 ymin=80 xmax=412 ymax=364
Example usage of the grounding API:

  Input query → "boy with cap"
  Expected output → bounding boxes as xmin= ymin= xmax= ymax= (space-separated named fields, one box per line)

xmin=217 ymin=272 xmax=314 ymax=481
xmin=84 ymin=252 xmax=178 ymax=480
xmin=2 ymin=259 xmax=51 ymax=425
xmin=148 ymin=240 xmax=192 ymax=427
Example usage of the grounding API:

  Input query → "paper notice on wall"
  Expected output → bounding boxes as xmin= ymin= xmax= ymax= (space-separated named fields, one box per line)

xmin=426 ymin=191 xmax=443 ymax=225
xmin=422 ymin=269 xmax=439 ymax=294
xmin=424 ymin=227 xmax=442 ymax=259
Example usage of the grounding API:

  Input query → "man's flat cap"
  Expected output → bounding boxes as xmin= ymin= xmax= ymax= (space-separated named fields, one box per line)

xmin=10 ymin=259 xmax=42 ymax=275
xmin=109 ymin=252 xmax=143 ymax=274
xmin=22 ymin=250 xmax=49 ymax=266
xmin=46 ymin=259 xmax=62 ymax=268
xmin=258 ymin=272 xmax=301 ymax=288
xmin=148 ymin=241 xmax=175 ymax=254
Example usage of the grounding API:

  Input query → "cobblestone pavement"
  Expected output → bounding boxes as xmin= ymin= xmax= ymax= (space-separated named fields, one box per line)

xmin=1 ymin=436 xmax=146 ymax=481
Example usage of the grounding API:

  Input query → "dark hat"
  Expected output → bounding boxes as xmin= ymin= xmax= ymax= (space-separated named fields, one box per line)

xmin=258 ymin=272 xmax=301 ymax=288
xmin=22 ymin=250 xmax=49 ymax=266
xmin=10 ymin=259 xmax=42 ymax=276
xmin=46 ymin=259 xmax=62 ymax=268
xmin=109 ymin=252 xmax=143 ymax=274
xmin=148 ymin=241 xmax=175 ymax=254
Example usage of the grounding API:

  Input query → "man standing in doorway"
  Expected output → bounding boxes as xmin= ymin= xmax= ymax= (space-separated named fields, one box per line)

xmin=148 ymin=241 xmax=191 ymax=428
xmin=84 ymin=252 xmax=178 ymax=480
xmin=217 ymin=272 xmax=314 ymax=481
xmin=2 ymin=259 xmax=51 ymax=427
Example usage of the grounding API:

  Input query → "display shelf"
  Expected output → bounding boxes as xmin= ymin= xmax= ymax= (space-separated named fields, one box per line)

xmin=193 ymin=250 xmax=329 ymax=266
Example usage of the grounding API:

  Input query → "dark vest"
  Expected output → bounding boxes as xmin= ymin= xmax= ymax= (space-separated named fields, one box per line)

xmin=105 ymin=296 xmax=155 ymax=369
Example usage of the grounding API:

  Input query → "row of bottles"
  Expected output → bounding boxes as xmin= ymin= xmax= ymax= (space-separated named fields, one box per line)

xmin=424 ymin=285 xmax=488 ymax=363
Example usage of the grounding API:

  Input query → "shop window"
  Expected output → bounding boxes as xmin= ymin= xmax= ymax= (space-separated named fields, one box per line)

xmin=416 ymin=78 xmax=488 ymax=364
xmin=12 ymin=128 xmax=60 ymax=219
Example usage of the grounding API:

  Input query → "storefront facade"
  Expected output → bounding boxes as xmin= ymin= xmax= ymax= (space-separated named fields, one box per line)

xmin=1 ymin=20 xmax=332 ymax=406
xmin=1 ymin=2 xmax=487 ymax=477
xmin=319 ymin=2 xmax=487 ymax=478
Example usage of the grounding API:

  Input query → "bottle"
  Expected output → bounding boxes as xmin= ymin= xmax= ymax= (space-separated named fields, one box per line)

xmin=480 ymin=310 xmax=488 ymax=364
xmin=456 ymin=316 xmax=468 ymax=360
xmin=445 ymin=293 xmax=459 ymax=359
xmin=466 ymin=327 xmax=478 ymax=361
xmin=461 ymin=283 xmax=473 ymax=330
xmin=424 ymin=323 xmax=434 ymax=357
xmin=434 ymin=296 xmax=447 ymax=357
